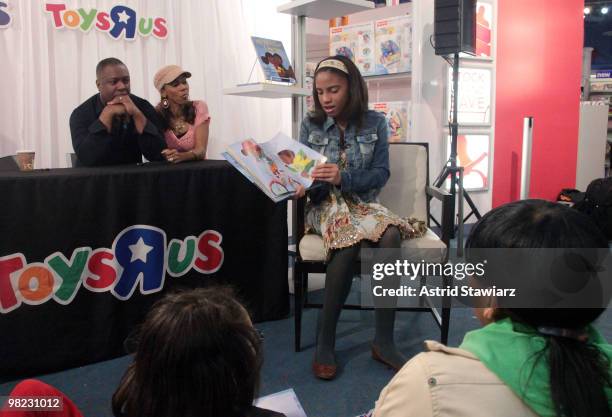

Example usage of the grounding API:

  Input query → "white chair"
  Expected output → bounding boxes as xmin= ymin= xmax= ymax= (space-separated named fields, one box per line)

xmin=293 ymin=142 xmax=453 ymax=352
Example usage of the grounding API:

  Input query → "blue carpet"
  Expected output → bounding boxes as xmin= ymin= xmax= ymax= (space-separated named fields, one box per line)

xmin=1 ymin=293 xmax=610 ymax=417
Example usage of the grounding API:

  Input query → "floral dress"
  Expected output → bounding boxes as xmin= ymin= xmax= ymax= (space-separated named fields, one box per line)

xmin=306 ymin=128 xmax=426 ymax=259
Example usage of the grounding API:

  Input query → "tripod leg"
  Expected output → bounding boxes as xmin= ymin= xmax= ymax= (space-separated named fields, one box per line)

xmin=462 ymin=189 xmax=482 ymax=220
xmin=433 ymin=165 xmax=450 ymax=189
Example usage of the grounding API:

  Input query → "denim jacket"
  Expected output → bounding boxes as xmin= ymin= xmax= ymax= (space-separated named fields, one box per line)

xmin=299 ymin=110 xmax=390 ymax=204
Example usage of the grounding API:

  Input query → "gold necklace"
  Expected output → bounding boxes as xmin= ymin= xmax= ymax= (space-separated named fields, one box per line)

xmin=172 ymin=118 xmax=187 ymax=136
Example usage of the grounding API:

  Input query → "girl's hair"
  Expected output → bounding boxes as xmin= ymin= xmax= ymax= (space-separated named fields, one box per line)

xmin=309 ymin=55 xmax=368 ymax=128
xmin=466 ymin=199 xmax=611 ymax=417
xmin=157 ymin=101 xmax=196 ymax=131
xmin=112 ymin=287 xmax=262 ymax=417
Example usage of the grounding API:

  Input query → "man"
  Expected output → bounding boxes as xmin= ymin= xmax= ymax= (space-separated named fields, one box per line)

xmin=70 ymin=58 xmax=166 ymax=166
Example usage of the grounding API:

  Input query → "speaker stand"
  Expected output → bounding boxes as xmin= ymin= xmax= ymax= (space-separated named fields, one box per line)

xmin=430 ymin=53 xmax=482 ymax=255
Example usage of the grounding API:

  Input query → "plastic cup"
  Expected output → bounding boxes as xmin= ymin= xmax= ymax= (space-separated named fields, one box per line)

xmin=15 ymin=150 xmax=35 ymax=171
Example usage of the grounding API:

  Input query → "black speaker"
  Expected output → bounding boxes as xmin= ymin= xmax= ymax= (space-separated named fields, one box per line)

xmin=434 ymin=0 xmax=476 ymax=56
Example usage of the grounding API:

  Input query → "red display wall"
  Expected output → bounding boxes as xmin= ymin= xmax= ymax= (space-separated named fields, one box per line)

xmin=492 ymin=0 xmax=584 ymax=206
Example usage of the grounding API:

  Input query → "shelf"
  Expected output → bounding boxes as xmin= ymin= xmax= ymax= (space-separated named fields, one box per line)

xmin=277 ymin=0 xmax=374 ymax=20
xmin=223 ymin=83 xmax=311 ymax=98
xmin=364 ymin=72 xmax=412 ymax=82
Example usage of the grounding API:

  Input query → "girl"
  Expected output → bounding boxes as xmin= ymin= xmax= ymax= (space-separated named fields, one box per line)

xmin=374 ymin=200 xmax=612 ymax=417
xmin=295 ymin=55 xmax=426 ymax=380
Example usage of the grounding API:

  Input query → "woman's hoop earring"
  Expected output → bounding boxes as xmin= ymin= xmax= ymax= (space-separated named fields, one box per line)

xmin=162 ymin=98 xmax=169 ymax=109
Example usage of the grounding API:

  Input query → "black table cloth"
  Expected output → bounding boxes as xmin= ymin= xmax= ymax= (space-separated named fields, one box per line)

xmin=0 ymin=160 xmax=288 ymax=380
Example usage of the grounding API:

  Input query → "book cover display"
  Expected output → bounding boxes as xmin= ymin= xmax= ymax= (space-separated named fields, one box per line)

xmin=251 ymin=36 xmax=296 ymax=84
xmin=223 ymin=133 xmax=327 ymax=202
xmin=374 ymin=15 xmax=411 ymax=74
xmin=305 ymin=62 xmax=317 ymax=111
xmin=446 ymin=134 xmax=490 ymax=191
xmin=447 ymin=66 xmax=492 ymax=125
xmin=329 ymin=22 xmax=376 ymax=76
xmin=475 ymin=2 xmax=493 ymax=58
xmin=370 ymin=101 xmax=411 ymax=142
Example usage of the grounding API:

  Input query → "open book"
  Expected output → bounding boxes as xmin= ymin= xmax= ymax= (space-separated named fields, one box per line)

xmin=222 ymin=133 xmax=327 ymax=202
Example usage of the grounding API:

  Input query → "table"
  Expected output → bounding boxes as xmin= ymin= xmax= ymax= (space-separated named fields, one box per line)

xmin=0 ymin=160 xmax=288 ymax=381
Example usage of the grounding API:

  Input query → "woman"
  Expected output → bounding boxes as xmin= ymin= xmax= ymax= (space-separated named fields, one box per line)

xmin=374 ymin=200 xmax=612 ymax=417
xmin=295 ymin=55 xmax=426 ymax=380
xmin=153 ymin=65 xmax=210 ymax=163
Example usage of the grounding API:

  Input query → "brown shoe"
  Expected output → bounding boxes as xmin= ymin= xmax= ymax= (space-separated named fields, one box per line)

xmin=312 ymin=360 xmax=337 ymax=380
xmin=371 ymin=345 xmax=402 ymax=371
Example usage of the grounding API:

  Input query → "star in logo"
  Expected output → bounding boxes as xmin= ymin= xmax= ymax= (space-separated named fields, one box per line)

xmin=117 ymin=10 xmax=130 ymax=24
xmin=129 ymin=238 xmax=153 ymax=263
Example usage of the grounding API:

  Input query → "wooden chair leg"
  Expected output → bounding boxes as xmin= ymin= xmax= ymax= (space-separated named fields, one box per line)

xmin=294 ymin=267 xmax=304 ymax=352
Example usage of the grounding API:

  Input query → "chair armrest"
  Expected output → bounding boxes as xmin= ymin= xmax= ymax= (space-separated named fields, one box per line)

xmin=426 ymin=186 xmax=453 ymax=247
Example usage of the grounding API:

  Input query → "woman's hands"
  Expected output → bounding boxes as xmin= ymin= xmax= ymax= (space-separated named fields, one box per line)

xmin=312 ymin=163 xmax=341 ymax=185
xmin=162 ymin=148 xmax=195 ymax=164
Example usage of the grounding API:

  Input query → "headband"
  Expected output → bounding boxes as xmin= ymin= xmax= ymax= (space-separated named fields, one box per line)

xmin=317 ymin=59 xmax=349 ymax=75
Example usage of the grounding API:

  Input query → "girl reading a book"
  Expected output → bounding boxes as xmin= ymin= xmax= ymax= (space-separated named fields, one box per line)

xmin=153 ymin=65 xmax=210 ymax=163
xmin=374 ymin=199 xmax=612 ymax=417
xmin=294 ymin=55 xmax=426 ymax=380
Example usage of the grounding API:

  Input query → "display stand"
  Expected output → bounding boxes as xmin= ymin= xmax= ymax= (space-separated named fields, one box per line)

xmin=588 ymin=74 xmax=612 ymax=177
xmin=222 ymin=48 xmax=310 ymax=99
xmin=223 ymin=84 xmax=311 ymax=98
xmin=278 ymin=0 xmax=373 ymax=21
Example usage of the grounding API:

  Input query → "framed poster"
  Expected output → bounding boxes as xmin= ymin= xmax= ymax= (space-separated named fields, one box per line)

xmin=446 ymin=66 xmax=492 ymax=126
xmin=445 ymin=133 xmax=490 ymax=191
xmin=460 ymin=0 xmax=495 ymax=60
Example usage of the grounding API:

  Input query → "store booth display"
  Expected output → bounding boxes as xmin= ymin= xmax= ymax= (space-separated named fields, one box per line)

xmin=1 ymin=0 xmax=609 ymax=416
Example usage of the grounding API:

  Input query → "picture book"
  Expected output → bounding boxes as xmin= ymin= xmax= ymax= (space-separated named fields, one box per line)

xmin=370 ymin=101 xmax=411 ymax=142
xmin=329 ymin=22 xmax=376 ymax=76
xmin=374 ymin=15 xmax=412 ymax=74
xmin=251 ymin=36 xmax=296 ymax=84
xmin=223 ymin=133 xmax=327 ymax=202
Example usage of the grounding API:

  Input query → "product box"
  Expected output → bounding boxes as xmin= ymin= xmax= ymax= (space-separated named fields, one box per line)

xmin=329 ymin=22 xmax=376 ymax=76
xmin=374 ymin=15 xmax=411 ymax=74
xmin=370 ymin=101 xmax=411 ymax=142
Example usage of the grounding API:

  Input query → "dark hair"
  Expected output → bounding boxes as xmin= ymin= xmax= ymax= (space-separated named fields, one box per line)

xmin=96 ymin=57 xmax=126 ymax=79
xmin=261 ymin=52 xmax=282 ymax=65
xmin=112 ymin=287 xmax=262 ymax=417
xmin=466 ymin=199 xmax=611 ymax=417
xmin=309 ymin=55 xmax=368 ymax=129
xmin=156 ymin=101 xmax=196 ymax=131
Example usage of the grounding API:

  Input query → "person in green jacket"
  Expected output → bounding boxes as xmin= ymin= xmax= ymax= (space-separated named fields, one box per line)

xmin=375 ymin=199 xmax=611 ymax=417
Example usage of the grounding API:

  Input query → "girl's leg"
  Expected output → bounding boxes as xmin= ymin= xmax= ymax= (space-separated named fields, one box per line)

xmin=315 ymin=244 xmax=361 ymax=366
xmin=372 ymin=226 xmax=407 ymax=370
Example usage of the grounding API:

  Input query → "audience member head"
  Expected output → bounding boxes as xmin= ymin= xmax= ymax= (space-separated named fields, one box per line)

xmin=112 ymin=287 xmax=263 ymax=417
xmin=466 ymin=199 xmax=611 ymax=417
xmin=310 ymin=55 xmax=368 ymax=127
xmin=96 ymin=58 xmax=130 ymax=104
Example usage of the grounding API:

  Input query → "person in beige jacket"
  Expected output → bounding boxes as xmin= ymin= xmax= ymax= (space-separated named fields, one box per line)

xmin=374 ymin=200 xmax=612 ymax=417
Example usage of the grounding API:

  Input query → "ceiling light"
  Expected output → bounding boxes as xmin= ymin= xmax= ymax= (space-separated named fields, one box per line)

xmin=602 ymin=7 xmax=609 ymax=14
xmin=584 ymin=7 xmax=591 ymax=14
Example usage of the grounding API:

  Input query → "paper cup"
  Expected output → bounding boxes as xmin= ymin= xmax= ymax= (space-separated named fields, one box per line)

xmin=15 ymin=150 xmax=35 ymax=171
